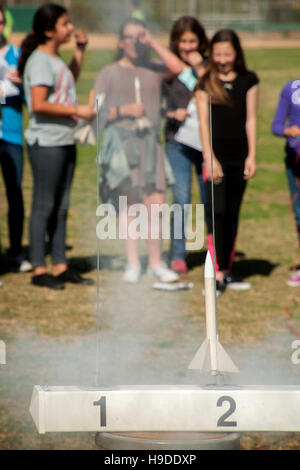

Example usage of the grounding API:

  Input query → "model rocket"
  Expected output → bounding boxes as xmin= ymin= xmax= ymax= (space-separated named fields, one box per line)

xmin=188 ymin=251 xmax=239 ymax=375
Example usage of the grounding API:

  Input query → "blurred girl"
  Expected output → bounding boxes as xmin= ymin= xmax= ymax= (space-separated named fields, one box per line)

xmin=0 ymin=5 xmax=31 ymax=272
xmin=163 ymin=16 xmax=209 ymax=276
xmin=93 ymin=18 xmax=184 ymax=283
xmin=272 ymin=79 xmax=300 ymax=286
xmin=19 ymin=3 xmax=95 ymax=289
xmin=195 ymin=29 xmax=259 ymax=294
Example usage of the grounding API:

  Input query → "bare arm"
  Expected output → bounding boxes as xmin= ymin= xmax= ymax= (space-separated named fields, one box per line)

xmin=166 ymin=108 xmax=190 ymax=121
xmin=142 ymin=30 xmax=184 ymax=76
xmin=69 ymin=29 xmax=88 ymax=82
xmin=32 ymin=86 xmax=95 ymax=120
xmin=69 ymin=48 xmax=84 ymax=82
xmin=244 ymin=84 xmax=259 ymax=179
xmin=195 ymin=89 xmax=223 ymax=181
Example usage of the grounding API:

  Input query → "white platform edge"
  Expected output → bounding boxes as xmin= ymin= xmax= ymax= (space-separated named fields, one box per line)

xmin=29 ymin=385 xmax=300 ymax=434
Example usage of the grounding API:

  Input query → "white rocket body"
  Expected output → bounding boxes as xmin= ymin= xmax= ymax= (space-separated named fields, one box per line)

xmin=189 ymin=251 xmax=238 ymax=374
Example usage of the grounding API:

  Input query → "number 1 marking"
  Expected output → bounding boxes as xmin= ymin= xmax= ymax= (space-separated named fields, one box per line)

xmin=94 ymin=396 xmax=107 ymax=427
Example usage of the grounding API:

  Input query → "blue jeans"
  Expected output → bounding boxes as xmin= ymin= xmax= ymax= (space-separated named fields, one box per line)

xmin=286 ymin=166 xmax=300 ymax=235
xmin=166 ymin=140 xmax=208 ymax=261
xmin=0 ymin=139 xmax=24 ymax=256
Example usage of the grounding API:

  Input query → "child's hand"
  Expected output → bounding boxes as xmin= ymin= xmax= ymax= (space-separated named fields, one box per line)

xmin=284 ymin=125 xmax=300 ymax=138
xmin=74 ymin=29 xmax=88 ymax=51
xmin=185 ymin=51 xmax=204 ymax=68
xmin=166 ymin=108 xmax=190 ymax=122
xmin=7 ymin=68 xmax=22 ymax=84
xmin=76 ymin=105 xmax=96 ymax=121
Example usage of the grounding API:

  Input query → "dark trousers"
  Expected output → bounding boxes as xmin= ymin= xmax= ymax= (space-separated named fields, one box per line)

xmin=0 ymin=140 xmax=24 ymax=256
xmin=28 ymin=143 xmax=76 ymax=267
xmin=205 ymin=164 xmax=247 ymax=272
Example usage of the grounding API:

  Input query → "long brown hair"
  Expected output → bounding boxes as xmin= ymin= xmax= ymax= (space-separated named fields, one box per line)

xmin=169 ymin=16 xmax=208 ymax=59
xmin=197 ymin=29 xmax=248 ymax=106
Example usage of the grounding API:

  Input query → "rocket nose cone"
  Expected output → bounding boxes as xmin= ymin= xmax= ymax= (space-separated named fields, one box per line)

xmin=204 ymin=251 xmax=215 ymax=279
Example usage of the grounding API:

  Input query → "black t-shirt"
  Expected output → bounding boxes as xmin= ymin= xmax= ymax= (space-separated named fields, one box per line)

xmin=201 ymin=70 xmax=259 ymax=165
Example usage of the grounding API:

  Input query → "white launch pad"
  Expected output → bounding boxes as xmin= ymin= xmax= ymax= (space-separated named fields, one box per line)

xmin=30 ymin=384 xmax=300 ymax=434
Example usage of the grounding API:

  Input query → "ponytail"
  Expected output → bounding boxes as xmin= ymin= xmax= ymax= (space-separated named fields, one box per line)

xmin=18 ymin=32 xmax=40 ymax=76
xmin=18 ymin=3 xmax=67 ymax=76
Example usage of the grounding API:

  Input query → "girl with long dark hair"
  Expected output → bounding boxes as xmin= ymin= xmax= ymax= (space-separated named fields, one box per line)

xmin=163 ymin=16 xmax=209 ymax=276
xmin=20 ymin=3 xmax=95 ymax=289
xmin=195 ymin=29 xmax=259 ymax=294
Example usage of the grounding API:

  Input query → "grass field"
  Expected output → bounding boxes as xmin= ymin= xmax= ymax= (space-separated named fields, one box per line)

xmin=1 ymin=47 xmax=300 ymax=450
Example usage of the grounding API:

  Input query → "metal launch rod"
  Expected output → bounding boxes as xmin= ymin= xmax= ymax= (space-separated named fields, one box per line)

xmin=209 ymin=96 xmax=219 ymax=336
xmin=96 ymin=98 xmax=102 ymax=386
xmin=94 ymin=92 xmax=109 ymax=387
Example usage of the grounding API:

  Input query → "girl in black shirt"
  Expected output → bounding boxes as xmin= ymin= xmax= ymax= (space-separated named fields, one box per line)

xmin=195 ymin=29 xmax=259 ymax=293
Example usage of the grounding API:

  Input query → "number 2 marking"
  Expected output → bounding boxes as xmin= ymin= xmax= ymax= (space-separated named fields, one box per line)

xmin=94 ymin=396 xmax=107 ymax=427
xmin=217 ymin=396 xmax=237 ymax=427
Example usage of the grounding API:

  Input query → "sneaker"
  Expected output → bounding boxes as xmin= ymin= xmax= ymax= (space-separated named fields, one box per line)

xmin=19 ymin=259 xmax=33 ymax=273
xmin=11 ymin=255 xmax=32 ymax=273
xmin=55 ymin=268 xmax=94 ymax=285
xmin=202 ymin=280 xmax=226 ymax=297
xmin=32 ymin=273 xmax=65 ymax=290
xmin=216 ymin=279 xmax=227 ymax=294
xmin=147 ymin=263 xmax=179 ymax=283
xmin=224 ymin=274 xmax=251 ymax=291
xmin=170 ymin=259 xmax=188 ymax=276
xmin=122 ymin=263 xmax=141 ymax=283
xmin=286 ymin=270 xmax=300 ymax=287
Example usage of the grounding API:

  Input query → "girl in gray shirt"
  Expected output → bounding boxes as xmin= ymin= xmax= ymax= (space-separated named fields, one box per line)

xmin=19 ymin=3 xmax=95 ymax=289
